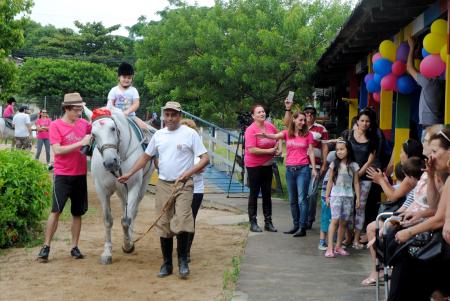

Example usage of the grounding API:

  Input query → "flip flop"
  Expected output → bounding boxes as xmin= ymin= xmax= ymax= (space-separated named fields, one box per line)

xmin=361 ymin=277 xmax=376 ymax=286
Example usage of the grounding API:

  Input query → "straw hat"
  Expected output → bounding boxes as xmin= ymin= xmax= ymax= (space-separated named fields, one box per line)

xmin=62 ymin=92 xmax=86 ymax=106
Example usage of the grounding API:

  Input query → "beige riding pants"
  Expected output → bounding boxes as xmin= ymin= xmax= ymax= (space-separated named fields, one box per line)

xmin=155 ymin=179 xmax=194 ymax=238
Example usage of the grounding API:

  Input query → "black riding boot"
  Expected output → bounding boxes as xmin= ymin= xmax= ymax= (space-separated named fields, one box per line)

xmin=157 ymin=237 xmax=173 ymax=278
xmin=177 ymin=232 xmax=190 ymax=279
xmin=249 ymin=217 xmax=262 ymax=232
xmin=186 ymin=232 xmax=195 ymax=263
xmin=262 ymin=199 xmax=277 ymax=232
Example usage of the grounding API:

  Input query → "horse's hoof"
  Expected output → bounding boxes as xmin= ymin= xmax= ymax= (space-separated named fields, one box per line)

xmin=122 ymin=244 xmax=135 ymax=254
xmin=100 ymin=256 xmax=112 ymax=265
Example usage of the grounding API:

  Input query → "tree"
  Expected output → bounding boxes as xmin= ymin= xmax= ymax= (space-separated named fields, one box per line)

xmin=0 ymin=0 xmax=33 ymax=99
xmin=136 ymin=0 xmax=351 ymax=125
xmin=13 ymin=20 xmax=135 ymax=66
xmin=18 ymin=58 xmax=116 ymax=100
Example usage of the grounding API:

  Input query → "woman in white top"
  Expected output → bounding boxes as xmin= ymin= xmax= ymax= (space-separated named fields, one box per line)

xmin=180 ymin=119 xmax=205 ymax=263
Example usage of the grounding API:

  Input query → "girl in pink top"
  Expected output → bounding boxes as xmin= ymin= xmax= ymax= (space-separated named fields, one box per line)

xmin=257 ymin=111 xmax=316 ymax=237
xmin=244 ymin=104 xmax=281 ymax=233
xmin=35 ymin=109 xmax=52 ymax=166
xmin=3 ymin=97 xmax=15 ymax=119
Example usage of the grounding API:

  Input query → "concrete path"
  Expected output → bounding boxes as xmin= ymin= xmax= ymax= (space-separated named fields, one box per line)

xmin=203 ymin=194 xmax=377 ymax=301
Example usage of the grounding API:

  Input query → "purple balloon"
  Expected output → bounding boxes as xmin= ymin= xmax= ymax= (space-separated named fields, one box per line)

xmin=396 ymin=42 xmax=410 ymax=62
xmin=364 ymin=73 xmax=374 ymax=83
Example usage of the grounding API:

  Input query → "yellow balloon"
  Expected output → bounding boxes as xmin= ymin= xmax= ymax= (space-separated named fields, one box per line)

xmin=423 ymin=32 xmax=446 ymax=54
xmin=431 ymin=19 xmax=448 ymax=36
xmin=414 ymin=59 xmax=421 ymax=70
xmin=379 ymin=40 xmax=396 ymax=62
xmin=440 ymin=44 xmax=447 ymax=62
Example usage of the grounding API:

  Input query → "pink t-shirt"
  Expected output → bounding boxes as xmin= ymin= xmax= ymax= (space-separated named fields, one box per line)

xmin=244 ymin=121 xmax=278 ymax=167
xmin=3 ymin=104 xmax=14 ymax=118
xmin=36 ymin=118 xmax=52 ymax=140
xmin=283 ymin=130 xmax=314 ymax=166
xmin=49 ymin=118 xmax=91 ymax=176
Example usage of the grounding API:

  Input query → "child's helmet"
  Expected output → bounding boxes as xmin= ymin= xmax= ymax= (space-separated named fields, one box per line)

xmin=118 ymin=62 xmax=134 ymax=76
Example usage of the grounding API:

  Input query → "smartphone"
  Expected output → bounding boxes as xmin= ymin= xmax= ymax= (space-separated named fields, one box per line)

xmin=287 ymin=91 xmax=294 ymax=103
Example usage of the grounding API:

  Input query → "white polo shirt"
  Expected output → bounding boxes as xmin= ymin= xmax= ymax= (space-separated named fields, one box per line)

xmin=12 ymin=112 xmax=31 ymax=138
xmin=145 ymin=125 xmax=207 ymax=181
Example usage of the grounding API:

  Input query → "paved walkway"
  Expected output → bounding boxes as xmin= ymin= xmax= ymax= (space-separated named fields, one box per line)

xmin=203 ymin=194 xmax=377 ymax=301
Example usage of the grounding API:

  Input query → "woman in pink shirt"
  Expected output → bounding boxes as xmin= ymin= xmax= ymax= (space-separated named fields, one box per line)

xmin=3 ymin=97 xmax=16 ymax=119
xmin=35 ymin=109 xmax=52 ymax=167
xmin=244 ymin=104 xmax=281 ymax=232
xmin=258 ymin=111 xmax=316 ymax=237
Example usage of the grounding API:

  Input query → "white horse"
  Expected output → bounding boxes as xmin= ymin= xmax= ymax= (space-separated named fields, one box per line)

xmin=84 ymin=106 xmax=155 ymax=264
xmin=0 ymin=113 xmax=39 ymax=143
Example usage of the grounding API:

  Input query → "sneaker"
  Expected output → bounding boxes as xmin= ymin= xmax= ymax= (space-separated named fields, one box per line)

xmin=70 ymin=246 xmax=85 ymax=259
xmin=318 ymin=240 xmax=328 ymax=251
xmin=334 ymin=246 xmax=350 ymax=256
xmin=47 ymin=164 xmax=54 ymax=171
xmin=37 ymin=245 xmax=50 ymax=262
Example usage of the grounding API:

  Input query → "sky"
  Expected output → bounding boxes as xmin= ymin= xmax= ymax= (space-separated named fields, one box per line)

xmin=27 ymin=0 xmax=216 ymax=36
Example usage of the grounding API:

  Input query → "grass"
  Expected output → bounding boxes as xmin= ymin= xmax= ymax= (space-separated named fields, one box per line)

xmin=219 ymin=255 xmax=242 ymax=301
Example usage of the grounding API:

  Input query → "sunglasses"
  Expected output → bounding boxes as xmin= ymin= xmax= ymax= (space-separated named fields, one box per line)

xmin=71 ymin=107 xmax=84 ymax=112
xmin=438 ymin=130 xmax=450 ymax=142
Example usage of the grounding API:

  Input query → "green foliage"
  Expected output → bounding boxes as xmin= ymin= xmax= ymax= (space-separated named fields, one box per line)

xmin=18 ymin=58 xmax=117 ymax=100
xmin=136 ymin=0 xmax=351 ymax=125
xmin=14 ymin=20 xmax=135 ymax=66
xmin=0 ymin=149 xmax=52 ymax=248
xmin=0 ymin=0 xmax=32 ymax=101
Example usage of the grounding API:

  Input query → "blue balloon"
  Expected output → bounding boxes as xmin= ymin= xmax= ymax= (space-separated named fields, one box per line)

xmin=421 ymin=48 xmax=430 ymax=58
xmin=366 ymin=79 xmax=381 ymax=93
xmin=373 ymin=58 xmax=392 ymax=77
xmin=397 ymin=75 xmax=416 ymax=94
xmin=374 ymin=73 xmax=383 ymax=84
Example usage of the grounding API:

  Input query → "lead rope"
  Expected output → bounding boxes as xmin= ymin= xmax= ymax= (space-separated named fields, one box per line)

xmin=133 ymin=181 xmax=185 ymax=244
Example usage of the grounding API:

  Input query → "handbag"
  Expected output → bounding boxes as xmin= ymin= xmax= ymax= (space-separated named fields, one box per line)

xmin=407 ymin=230 xmax=443 ymax=262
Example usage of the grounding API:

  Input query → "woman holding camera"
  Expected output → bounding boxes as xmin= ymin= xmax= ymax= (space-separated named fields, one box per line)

xmin=244 ymin=104 xmax=281 ymax=232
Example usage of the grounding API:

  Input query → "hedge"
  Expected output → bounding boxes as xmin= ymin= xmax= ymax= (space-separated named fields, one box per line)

xmin=0 ymin=149 xmax=51 ymax=247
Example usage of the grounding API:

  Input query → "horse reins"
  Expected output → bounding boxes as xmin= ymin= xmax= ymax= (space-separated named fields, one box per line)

xmin=133 ymin=181 xmax=185 ymax=244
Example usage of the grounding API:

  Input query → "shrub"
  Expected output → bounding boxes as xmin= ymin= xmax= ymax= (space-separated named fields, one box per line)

xmin=0 ymin=149 xmax=51 ymax=248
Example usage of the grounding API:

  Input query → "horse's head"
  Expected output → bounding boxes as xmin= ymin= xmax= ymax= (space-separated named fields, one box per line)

xmin=92 ymin=116 xmax=121 ymax=172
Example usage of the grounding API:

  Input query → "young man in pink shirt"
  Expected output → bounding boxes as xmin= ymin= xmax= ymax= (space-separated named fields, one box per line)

xmin=37 ymin=93 xmax=91 ymax=262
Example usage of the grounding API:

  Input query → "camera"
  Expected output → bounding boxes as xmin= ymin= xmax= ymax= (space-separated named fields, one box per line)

xmin=237 ymin=112 xmax=253 ymax=131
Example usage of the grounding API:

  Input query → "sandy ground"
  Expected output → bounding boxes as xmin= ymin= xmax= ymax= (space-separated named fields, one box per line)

xmin=0 ymin=144 xmax=248 ymax=301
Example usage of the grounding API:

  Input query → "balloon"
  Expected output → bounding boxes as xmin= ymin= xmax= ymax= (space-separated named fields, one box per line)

xmin=420 ymin=54 xmax=446 ymax=78
xmin=372 ymin=52 xmax=382 ymax=63
xmin=373 ymin=92 xmax=380 ymax=102
xmin=392 ymin=61 xmax=406 ymax=76
xmin=397 ymin=75 xmax=416 ymax=94
xmin=364 ymin=73 xmax=374 ymax=83
xmin=422 ymin=48 xmax=430 ymax=58
xmin=431 ymin=19 xmax=448 ymax=36
xmin=440 ymin=44 xmax=447 ymax=62
xmin=374 ymin=73 xmax=383 ymax=84
xmin=366 ymin=79 xmax=381 ymax=93
xmin=423 ymin=33 xmax=446 ymax=54
xmin=379 ymin=40 xmax=397 ymax=62
xmin=396 ymin=42 xmax=410 ymax=62
xmin=373 ymin=58 xmax=393 ymax=76
xmin=381 ymin=73 xmax=397 ymax=91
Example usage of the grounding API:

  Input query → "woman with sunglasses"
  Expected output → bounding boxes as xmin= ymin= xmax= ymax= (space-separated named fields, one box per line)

xmin=35 ymin=109 xmax=52 ymax=169
xmin=391 ymin=128 xmax=450 ymax=301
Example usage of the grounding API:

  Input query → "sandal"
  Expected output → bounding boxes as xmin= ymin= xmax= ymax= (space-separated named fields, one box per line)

xmin=361 ymin=277 xmax=376 ymax=286
xmin=353 ymin=242 xmax=364 ymax=250
xmin=324 ymin=250 xmax=335 ymax=258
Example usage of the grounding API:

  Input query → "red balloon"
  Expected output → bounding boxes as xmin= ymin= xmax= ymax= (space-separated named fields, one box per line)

xmin=372 ymin=52 xmax=382 ymax=64
xmin=381 ymin=73 xmax=397 ymax=91
xmin=392 ymin=61 xmax=406 ymax=76
xmin=373 ymin=92 xmax=380 ymax=102
xmin=420 ymin=54 xmax=446 ymax=78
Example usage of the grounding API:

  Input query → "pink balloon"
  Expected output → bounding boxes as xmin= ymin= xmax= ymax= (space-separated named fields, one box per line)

xmin=372 ymin=52 xmax=382 ymax=64
xmin=392 ymin=61 xmax=406 ymax=76
xmin=420 ymin=54 xmax=446 ymax=78
xmin=373 ymin=92 xmax=380 ymax=102
xmin=381 ymin=73 xmax=397 ymax=91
